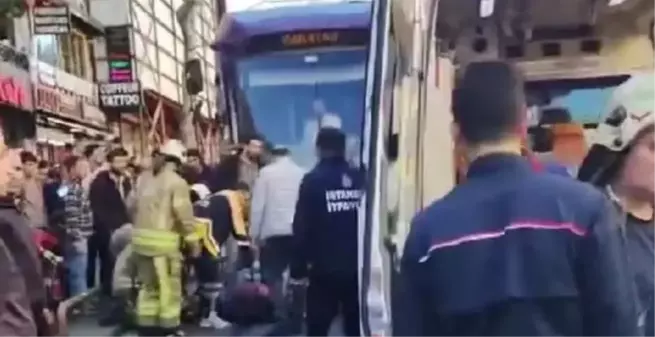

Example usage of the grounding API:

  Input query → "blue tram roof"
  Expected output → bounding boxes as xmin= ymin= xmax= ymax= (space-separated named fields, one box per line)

xmin=213 ymin=1 xmax=371 ymax=52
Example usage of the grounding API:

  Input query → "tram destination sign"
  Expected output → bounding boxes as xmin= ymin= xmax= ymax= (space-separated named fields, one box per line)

xmin=246 ymin=28 xmax=369 ymax=54
xmin=98 ymin=82 xmax=141 ymax=113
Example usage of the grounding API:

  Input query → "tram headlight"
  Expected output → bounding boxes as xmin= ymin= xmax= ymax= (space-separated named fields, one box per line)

xmin=608 ymin=0 xmax=627 ymax=6
xmin=479 ymin=0 xmax=495 ymax=17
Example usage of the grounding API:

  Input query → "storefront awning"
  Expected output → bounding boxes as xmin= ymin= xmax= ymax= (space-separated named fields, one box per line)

xmin=36 ymin=125 xmax=74 ymax=146
xmin=41 ymin=116 xmax=113 ymax=138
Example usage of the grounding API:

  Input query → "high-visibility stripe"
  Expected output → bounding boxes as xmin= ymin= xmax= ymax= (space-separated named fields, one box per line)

xmin=135 ymin=254 xmax=182 ymax=328
xmin=132 ymin=228 xmax=181 ymax=256
xmin=194 ymin=217 xmax=220 ymax=257
xmin=218 ymin=190 xmax=248 ymax=237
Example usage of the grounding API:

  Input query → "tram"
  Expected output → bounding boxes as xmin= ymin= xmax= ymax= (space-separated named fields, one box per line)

xmin=213 ymin=0 xmax=372 ymax=170
xmin=214 ymin=3 xmax=387 ymax=333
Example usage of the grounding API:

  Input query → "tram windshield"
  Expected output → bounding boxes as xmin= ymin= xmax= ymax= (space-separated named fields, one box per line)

xmin=525 ymin=75 xmax=631 ymax=126
xmin=236 ymin=47 xmax=367 ymax=169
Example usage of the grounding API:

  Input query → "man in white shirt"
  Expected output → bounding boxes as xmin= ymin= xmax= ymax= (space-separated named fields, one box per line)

xmin=250 ymin=146 xmax=304 ymax=320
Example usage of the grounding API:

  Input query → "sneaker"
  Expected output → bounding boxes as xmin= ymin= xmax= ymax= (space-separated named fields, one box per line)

xmin=199 ymin=312 xmax=230 ymax=329
xmin=166 ymin=329 xmax=185 ymax=337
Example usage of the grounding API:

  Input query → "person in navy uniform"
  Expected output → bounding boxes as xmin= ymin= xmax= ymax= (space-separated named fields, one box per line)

xmin=398 ymin=61 xmax=639 ymax=336
xmin=289 ymin=127 xmax=362 ymax=336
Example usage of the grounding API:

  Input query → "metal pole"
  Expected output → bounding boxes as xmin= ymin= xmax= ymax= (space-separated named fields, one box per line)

xmin=176 ymin=0 xmax=199 ymax=148
xmin=138 ymin=91 xmax=146 ymax=156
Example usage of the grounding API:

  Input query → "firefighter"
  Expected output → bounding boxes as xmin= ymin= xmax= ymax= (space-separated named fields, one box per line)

xmin=190 ymin=182 xmax=251 ymax=329
xmin=398 ymin=61 xmax=638 ymax=336
xmin=131 ymin=139 xmax=200 ymax=337
xmin=289 ymin=127 xmax=363 ymax=336
xmin=578 ymin=70 xmax=654 ymax=335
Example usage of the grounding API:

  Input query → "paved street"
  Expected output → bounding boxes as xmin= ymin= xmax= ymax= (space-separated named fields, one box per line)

xmin=69 ymin=317 xmax=344 ymax=336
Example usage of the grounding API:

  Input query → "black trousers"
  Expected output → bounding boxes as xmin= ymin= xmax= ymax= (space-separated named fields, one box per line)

xmin=87 ymin=231 xmax=115 ymax=296
xmin=260 ymin=235 xmax=294 ymax=317
xmin=195 ymin=251 xmax=224 ymax=317
xmin=306 ymin=273 xmax=360 ymax=336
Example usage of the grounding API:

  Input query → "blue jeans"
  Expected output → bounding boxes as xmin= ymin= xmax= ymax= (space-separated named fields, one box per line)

xmin=65 ymin=238 xmax=89 ymax=297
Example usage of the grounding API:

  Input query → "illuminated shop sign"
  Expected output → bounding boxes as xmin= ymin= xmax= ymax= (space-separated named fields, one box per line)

xmin=105 ymin=26 xmax=134 ymax=82
xmin=0 ymin=77 xmax=27 ymax=109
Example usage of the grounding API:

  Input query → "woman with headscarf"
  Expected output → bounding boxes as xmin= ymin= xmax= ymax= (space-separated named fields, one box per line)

xmin=578 ymin=70 xmax=654 ymax=336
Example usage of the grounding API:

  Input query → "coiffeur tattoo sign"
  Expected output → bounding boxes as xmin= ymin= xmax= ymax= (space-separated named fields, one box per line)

xmin=98 ymin=82 xmax=141 ymax=114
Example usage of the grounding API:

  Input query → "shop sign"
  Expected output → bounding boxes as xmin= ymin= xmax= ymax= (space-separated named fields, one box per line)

xmin=35 ymin=84 xmax=87 ymax=119
xmin=58 ymin=91 xmax=82 ymax=118
xmin=0 ymin=49 xmax=33 ymax=111
xmin=35 ymin=85 xmax=59 ymax=113
xmin=33 ymin=0 xmax=71 ymax=35
xmin=98 ymin=81 xmax=141 ymax=113
xmin=105 ymin=26 xmax=135 ymax=82
xmin=0 ymin=77 xmax=28 ymax=109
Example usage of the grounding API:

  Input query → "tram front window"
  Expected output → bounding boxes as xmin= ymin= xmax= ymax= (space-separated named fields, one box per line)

xmin=236 ymin=47 xmax=366 ymax=169
xmin=526 ymin=76 xmax=632 ymax=126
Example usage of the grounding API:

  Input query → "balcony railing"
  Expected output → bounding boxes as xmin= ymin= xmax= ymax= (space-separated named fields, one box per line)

xmin=33 ymin=59 xmax=99 ymax=106
xmin=0 ymin=42 xmax=29 ymax=71
xmin=55 ymin=69 xmax=98 ymax=105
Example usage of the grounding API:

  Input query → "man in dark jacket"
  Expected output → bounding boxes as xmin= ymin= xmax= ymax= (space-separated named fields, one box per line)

xmin=290 ymin=127 xmax=363 ymax=336
xmin=88 ymin=148 xmax=132 ymax=301
xmin=183 ymin=149 xmax=218 ymax=192
xmin=213 ymin=136 xmax=265 ymax=192
xmin=0 ymin=147 xmax=47 ymax=335
xmin=398 ymin=61 xmax=638 ymax=336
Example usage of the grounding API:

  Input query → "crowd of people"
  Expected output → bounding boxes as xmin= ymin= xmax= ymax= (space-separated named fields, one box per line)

xmin=0 ymin=122 xmax=363 ymax=337
xmin=0 ymin=59 xmax=652 ymax=337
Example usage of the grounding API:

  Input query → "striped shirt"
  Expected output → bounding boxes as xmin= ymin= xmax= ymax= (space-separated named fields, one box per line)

xmin=61 ymin=181 xmax=93 ymax=240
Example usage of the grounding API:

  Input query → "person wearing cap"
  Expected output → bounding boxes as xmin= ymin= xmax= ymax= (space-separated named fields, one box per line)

xmin=578 ymin=70 xmax=654 ymax=336
xmin=249 ymin=145 xmax=304 ymax=322
xmin=398 ymin=61 xmax=638 ymax=336
xmin=189 ymin=181 xmax=251 ymax=329
xmin=289 ymin=127 xmax=363 ymax=336
xmin=130 ymin=139 xmax=200 ymax=336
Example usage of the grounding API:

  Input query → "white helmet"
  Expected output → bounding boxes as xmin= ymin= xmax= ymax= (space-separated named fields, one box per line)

xmin=191 ymin=183 xmax=211 ymax=200
xmin=592 ymin=72 xmax=654 ymax=152
xmin=578 ymin=72 xmax=654 ymax=185
xmin=159 ymin=139 xmax=187 ymax=164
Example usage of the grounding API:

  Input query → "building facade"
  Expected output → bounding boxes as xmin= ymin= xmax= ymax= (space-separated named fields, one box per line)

xmin=7 ymin=0 xmax=112 ymax=160
xmin=1 ymin=0 xmax=220 ymax=161
xmin=92 ymin=0 xmax=220 ymax=156
xmin=0 ymin=43 xmax=35 ymax=149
